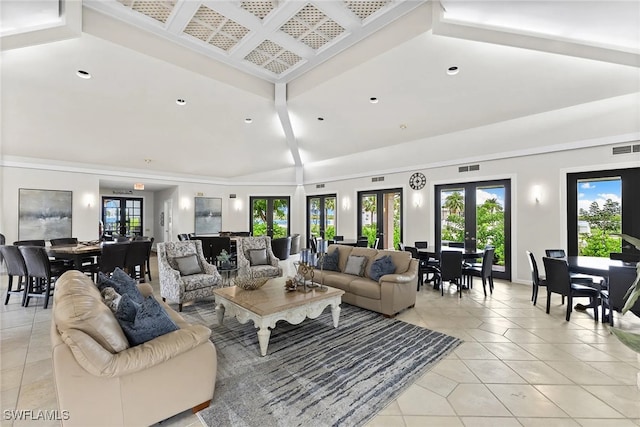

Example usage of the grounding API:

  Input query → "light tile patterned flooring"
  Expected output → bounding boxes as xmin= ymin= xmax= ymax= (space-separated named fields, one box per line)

xmin=1 ymin=255 xmax=639 ymax=427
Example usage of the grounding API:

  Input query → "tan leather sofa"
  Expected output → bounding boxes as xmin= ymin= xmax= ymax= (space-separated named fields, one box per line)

xmin=311 ymin=245 xmax=418 ymax=317
xmin=51 ymin=271 xmax=217 ymax=427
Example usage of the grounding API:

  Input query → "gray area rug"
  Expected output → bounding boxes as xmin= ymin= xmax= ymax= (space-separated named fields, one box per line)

xmin=182 ymin=302 xmax=461 ymax=427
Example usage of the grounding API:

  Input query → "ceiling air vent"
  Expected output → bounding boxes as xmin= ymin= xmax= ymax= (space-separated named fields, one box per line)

xmin=229 ymin=194 xmax=237 ymax=198
xmin=612 ymin=145 xmax=633 ymax=155
xmin=459 ymin=164 xmax=480 ymax=173
xmin=633 ymin=144 xmax=640 ymax=152
xmin=113 ymin=190 xmax=133 ymax=195
xmin=372 ymin=176 xmax=385 ymax=182
xmin=315 ymin=184 xmax=325 ymax=189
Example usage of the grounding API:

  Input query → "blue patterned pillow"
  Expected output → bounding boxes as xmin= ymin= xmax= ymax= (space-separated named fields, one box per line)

xmin=97 ymin=268 xmax=144 ymax=304
xmin=370 ymin=255 xmax=396 ymax=282
xmin=118 ymin=296 xmax=179 ymax=346
xmin=317 ymin=249 xmax=339 ymax=271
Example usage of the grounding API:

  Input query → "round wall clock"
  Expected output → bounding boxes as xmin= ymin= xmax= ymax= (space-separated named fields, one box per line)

xmin=409 ymin=172 xmax=426 ymax=190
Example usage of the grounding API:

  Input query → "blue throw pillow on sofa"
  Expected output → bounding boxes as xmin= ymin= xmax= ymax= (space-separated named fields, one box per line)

xmin=97 ymin=268 xmax=144 ymax=304
xmin=317 ymin=249 xmax=340 ymax=271
xmin=118 ymin=296 xmax=179 ymax=346
xmin=370 ymin=255 xmax=396 ymax=282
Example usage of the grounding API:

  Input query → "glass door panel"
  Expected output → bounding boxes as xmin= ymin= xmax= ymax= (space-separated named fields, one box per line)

xmin=102 ymin=197 xmax=143 ymax=237
xmin=358 ymin=189 xmax=403 ymax=249
xmin=306 ymin=195 xmax=337 ymax=240
xmin=250 ymin=197 xmax=290 ymax=238
xmin=436 ymin=180 xmax=511 ymax=280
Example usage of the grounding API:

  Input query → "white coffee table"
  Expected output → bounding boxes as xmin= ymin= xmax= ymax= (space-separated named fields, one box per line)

xmin=213 ymin=277 xmax=344 ymax=356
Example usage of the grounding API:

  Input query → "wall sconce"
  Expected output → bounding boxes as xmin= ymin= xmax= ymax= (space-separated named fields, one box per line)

xmin=234 ymin=199 xmax=242 ymax=211
xmin=84 ymin=193 xmax=95 ymax=208
xmin=532 ymin=185 xmax=542 ymax=204
xmin=180 ymin=197 xmax=191 ymax=210
xmin=342 ymin=196 xmax=351 ymax=211
xmin=413 ymin=192 xmax=423 ymax=208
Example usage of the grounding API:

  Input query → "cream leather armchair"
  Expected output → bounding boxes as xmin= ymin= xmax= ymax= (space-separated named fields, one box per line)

xmin=51 ymin=271 xmax=217 ymax=427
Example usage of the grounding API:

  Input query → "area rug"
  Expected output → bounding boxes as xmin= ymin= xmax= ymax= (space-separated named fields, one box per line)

xmin=183 ymin=303 xmax=461 ymax=427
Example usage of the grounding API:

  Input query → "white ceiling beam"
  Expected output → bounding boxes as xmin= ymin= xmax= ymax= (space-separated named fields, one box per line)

xmin=275 ymin=83 xmax=303 ymax=167
xmin=165 ymin=0 xmax=202 ymax=34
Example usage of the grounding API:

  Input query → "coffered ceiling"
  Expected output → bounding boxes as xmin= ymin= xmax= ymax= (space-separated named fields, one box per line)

xmin=1 ymin=1 xmax=639 ymax=185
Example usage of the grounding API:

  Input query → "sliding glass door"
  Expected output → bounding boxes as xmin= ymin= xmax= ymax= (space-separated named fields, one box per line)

xmin=435 ymin=179 xmax=511 ymax=280
xmin=357 ymin=188 xmax=402 ymax=249
xmin=250 ymin=197 xmax=290 ymax=238
xmin=567 ymin=167 xmax=640 ymax=256
xmin=307 ymin=194 xmax=337 ymax=240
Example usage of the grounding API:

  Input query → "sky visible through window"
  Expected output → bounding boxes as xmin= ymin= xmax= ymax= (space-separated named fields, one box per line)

xmin=577 ymin=178 xmax=621 ymax=212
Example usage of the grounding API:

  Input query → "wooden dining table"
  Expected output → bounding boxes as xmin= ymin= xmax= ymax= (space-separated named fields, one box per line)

xmin=46 ymin=243 xmax=103 ymax=270
xmin=417 ymin=246 xmax=484 ymax=261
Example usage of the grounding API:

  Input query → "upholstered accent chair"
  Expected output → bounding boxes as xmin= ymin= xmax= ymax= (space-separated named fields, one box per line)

xmin=157 ymin=240 xmax=221 ymax=311
xmin=235 ymin=236 xmax=283 ymax=279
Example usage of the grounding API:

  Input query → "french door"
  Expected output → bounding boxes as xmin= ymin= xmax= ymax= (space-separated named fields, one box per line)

xmin=250 ymin=196 xmax=290 ymax=238
xmin=102 ymin=197 xmax=143 ymax=237
xmin=307 ymin=194 xmax=337 ymax=240
xmin=357 ymin=188 xmax=403 ymax=249
xmin=567 ymin=167 xmax=640 ymax=256
xmin=435 ymin=179 xmax=511 ymax=280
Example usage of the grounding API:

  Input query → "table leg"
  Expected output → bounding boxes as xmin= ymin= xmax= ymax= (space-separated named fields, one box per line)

xmin=257 ymin=326 xmax=271 ymax=356
xmin=216 ymin=303 xmax=225 ymax=325
xmin=331 ymin=303 xmax=341 ymax=328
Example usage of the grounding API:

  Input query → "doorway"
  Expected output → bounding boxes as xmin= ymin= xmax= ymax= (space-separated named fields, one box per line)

xmin=435 ymin=179 xmax=511 ymax=280
xmin=102 ymin=197 xmax=143 ymax=237
xmin=307 ymin=194 xmax=337 ymax=240
xmin=357 ymin=188 xmax=402 ymax=249
xmin=250 ymin=196 xmax=290 ymax=238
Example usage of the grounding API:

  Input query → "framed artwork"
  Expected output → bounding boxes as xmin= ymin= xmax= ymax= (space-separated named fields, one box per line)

xmin=19 ymin=189 xmax=73 ymax=240
xmin=194 ymin=197 xmax=222 ymax=235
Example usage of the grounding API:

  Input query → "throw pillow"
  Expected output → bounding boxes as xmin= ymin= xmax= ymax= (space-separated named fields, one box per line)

xmin=317 ymin=249 xmax=340 ymax=271
xmin=101 ymin=287 xmax=139 ymax=322
xmin=174 ymin=254 xmax=202 ymax=276
xmin=369 ymin=255 xmax=396 ymax=282
xmin=97 ymin=268 xmax=144 ymax=304
xmin=249 ymin=249 xmax=268 ymax=266
xmin=344 ymin=255 xmax=367 ymax=277
xmin=118 ymin=296 xmax=179 ymax=346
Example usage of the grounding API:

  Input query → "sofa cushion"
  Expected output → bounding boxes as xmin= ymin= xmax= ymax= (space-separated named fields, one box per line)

xmin=317 ymin=248 xmax=340 ymax=271
xmin=117 ymin=295 xmax=180 ymax=346
xmin=350 ymin=278 xmax=381 ymax=300
xmin=54 ymin=271 xmax=130 ymax=353
xmin=344 ymin=255 xmax=367 ymax=276
xmin=98 ymin=268 xmax=144 ymax=304
xmin=320 ymin=271 xmax=354 ymax=293
xmin=249 ymin=248 xmax=268 ymax=266
xmin=369 ymin=255 xmax=396 ymax=281
xmin=174 ymin=254 xmax=202 ymax=276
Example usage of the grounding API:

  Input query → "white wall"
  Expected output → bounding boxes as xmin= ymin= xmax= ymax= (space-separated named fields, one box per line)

xmin=2 ymin=144 xmax=638 ymax=286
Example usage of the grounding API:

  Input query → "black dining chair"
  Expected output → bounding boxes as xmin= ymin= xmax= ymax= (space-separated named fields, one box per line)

xmin=124 ymin=240 xmax=152 ymax=283
xmin=545 ymin=249 xmax=566 ymax=258
xmin=50 ymin=237 xmax=78 ymax=246
xmin=542 ymin=257 xmax=600 ymax=322
xmin=19 ymin=246 xmax=69 ymax=309
xmin=404 ymin=246 xmax=429 ymax=291
xmin=526 ymin=251 xmax=547 ymax=306
xmin=601 ymin=265 xmax=640 ymax=326
xmin=356 ymin=238 xmax=368 ymax=247
xmin=135 ymin=236 xmax=155 ymax=281
xmin=177 ymin=234 xmax=189 ymax=241
xmin=609 ymin=252 xmax=640 ymax=263
xmin=85 ymin=242 xmax=130 ymax=280
xmin=462 ymin=247 xmax=495 ymax=296
xmin=0 ymin=245 xmax=28 ymax=305
xmin=308 ymin=237 xmax=318 ymax=253
xmin=448 ymin=242 xmax=465 ymax=248
xmin=415 ymin=241 xmax=428 ymax=249
xmin=439 ymin=251 xmax=464 ymax=297
xmin=333 ymin=235 xmax=344 ymax=242
xmin=546 ymin=248 xmax=604 ymax=288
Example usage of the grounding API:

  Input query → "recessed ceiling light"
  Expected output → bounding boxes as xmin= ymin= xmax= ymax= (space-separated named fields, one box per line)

xmin=317 ymin=117 xmax=324 ymax=121
xmin=144 ymin=159 xmax=152 ymax=164
xmin=176 ymin=98 xmax=186 ymax=106
xmin=369 ymin=97 xmax=378 ymax=104
xmin=447 ymin=66 xmax=459 ymax=76
xmin=399 ymin=124 xmax=407 ymax=130
xmin=245 ymin=118 xmax=253 ymax=124
xmin=76 ymin=70 xmax=91 ymax=79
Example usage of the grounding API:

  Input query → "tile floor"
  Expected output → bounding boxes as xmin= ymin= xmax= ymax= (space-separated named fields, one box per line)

xmin=1 ymin=255 xmax=639 ymax=427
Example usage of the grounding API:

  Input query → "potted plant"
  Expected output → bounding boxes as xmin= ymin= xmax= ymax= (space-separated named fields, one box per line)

xmin=609 ymin=234 xmax=640 ymax=389
xmin=216 ymin=249 xmax=233 ymax=269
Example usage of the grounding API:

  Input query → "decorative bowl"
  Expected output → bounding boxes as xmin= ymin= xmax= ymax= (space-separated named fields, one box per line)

xmin=234 ymin=276 xmax=269 ymax=291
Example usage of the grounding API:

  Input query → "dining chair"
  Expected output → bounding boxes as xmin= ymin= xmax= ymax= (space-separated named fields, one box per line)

xmin=333 ymin=235 xmax=344 ymax=242
xmin=124 ymin=240 xmax=152 ymax=283
xmin=398 ymin=242 xmax=405 ymax=251
xmin=545 ymin=248 xmax=604 ymax=288
xmin=439 ymin=251 xmax=463 ymax=297
xmin=308 ymin=237 xmax=318 ymax=253
xmin=50 ymin=237 xmax=78 ymax=246
xmin=448 ymin=242 xmax=465 ymax=248
xmin=414 ymin=241 xmax=428 ymax=249
xmin=177 ymin=234 xmax=189 ymax=241
xmin=134 ymin=236 xmax=155 ymax=281
xmin=601 ymin=265 xmax=640 ymax=326
xmin=462 ymin=247 xmax=495 ymax=296
xmin=84 ymin=242 xmax=130 ymax=280
xmin=542 ymin=257 xmax=600 ymax=321
xmin=545 ymin=249 xmax=566 ymax=258
xmin=356 ymin=238 xmax=368 ymax=247
xmin=19 ymin=246 xmax=70 ymax=309
xmin=609 ymin=252 xmax=640 ymax=263
xmin=13 ymin=240 xmax=45 ymax=247
xmin=526 ymin=251 xmax=546 ymax=305
xmin=0 ymin=245 xmax=28 ymax=305
xmin=404 ymin=246 xmax=428 ymax=290
xmin=372 ymin=237 xmax=380 ymax=249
